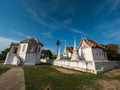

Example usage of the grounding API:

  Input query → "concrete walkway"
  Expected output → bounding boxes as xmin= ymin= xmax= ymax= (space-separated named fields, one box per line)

xmin=0 ymin=67 xmax=25 ymax=90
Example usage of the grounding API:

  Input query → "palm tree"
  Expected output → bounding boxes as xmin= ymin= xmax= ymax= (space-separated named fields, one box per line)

xmin=56 ymin=40 xmax=61 ymax=55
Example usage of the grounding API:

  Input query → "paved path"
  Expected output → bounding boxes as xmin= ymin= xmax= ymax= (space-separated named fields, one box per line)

xmin=0 ymin=67 xmax=25 ymax=90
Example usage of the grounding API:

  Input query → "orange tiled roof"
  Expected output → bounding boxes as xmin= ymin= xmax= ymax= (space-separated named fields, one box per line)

xmin=66 ymin=47 xmax=73 ymax=53
xmin=80 ymin=38 xmax=106 ymax=50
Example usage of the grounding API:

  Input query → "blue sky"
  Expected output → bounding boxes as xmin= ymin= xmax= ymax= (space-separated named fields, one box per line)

xmin=0 ymin=0 xmax=120 ymax=54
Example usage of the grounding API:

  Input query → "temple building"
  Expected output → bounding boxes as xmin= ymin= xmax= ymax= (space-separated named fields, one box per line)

xmin=66 ymin=47 xmax=73 ymax=58
xmin=78 ymin=38 xmax=108 ymax=61
xmin=4 ymin=37 xmax=43 ymax=65
xmin=41 ymin=37 xmax=120 ymax=74
xmin=62 ymin=38 xmax=107 ymax=61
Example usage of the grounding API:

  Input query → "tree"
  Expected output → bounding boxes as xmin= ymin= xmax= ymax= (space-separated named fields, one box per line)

xmin=52 ymin=55 xmax=57 ymax=59
xmin=1 ymin=48 xmax=10 ymax=54
xmin=0 ymin=48 xmax=10 ymax=60
xmin=56 ymin=40 xmax=61 ymax=55
xmin=105 ymin=44 xmax=120 ymax=61
xmin=41 ymin=49 xmax=53 ymax=59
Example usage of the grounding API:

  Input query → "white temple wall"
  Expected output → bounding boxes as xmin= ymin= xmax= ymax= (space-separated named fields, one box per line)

xmin=12 ymin=56 xmax=19 ymax=65
xmin=4 ymin=53 xmax=19 ymax=65
xmin=18 ymin=43 xmax=28 ymax=62
xmin=79 ymin=48 xmax=94 ymax=61
xmin=35 ymin=53 xmax=41 ymax=64
xmin=92 ymin=48 xmax=107 ymax=60
xmin=24 ymin=53 xmax=41 ymax=65
xmin=68 ymin=53 xmax=72 ymax=58
xmin=41 ymin=59 xmax=120 ymax=74
xmin=4 ymin=52 xmax=14 ymax=64
xmin=94 ymin=61 xmax=120 ymax=73
xmin=24 ymin=54 xmax=36 ymax=65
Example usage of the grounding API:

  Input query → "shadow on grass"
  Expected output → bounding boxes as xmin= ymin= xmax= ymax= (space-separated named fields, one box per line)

xmin=36 ymin=62 xmax=52 ymax=66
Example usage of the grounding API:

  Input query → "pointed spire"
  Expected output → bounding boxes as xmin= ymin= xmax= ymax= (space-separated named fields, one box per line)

xmin=71 ymin=36 xmax=80 ymax=61
xmin=73 ymin=37 xmax=76 ymax=50
xmin=63 ymin=40 xmax=67 ymax=53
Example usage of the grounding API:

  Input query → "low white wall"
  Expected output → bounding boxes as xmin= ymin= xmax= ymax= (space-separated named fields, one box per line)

xmin=54 ymin=60 xmax=97 ymax=73
xmin=24 ymin=53 xmax=41 ymax=65
xmin=41 ymin=59 xmax=96 ymax=73
xmin=24 ymin=54 xmax=36 ymax=65
xmin=41 ymin=59 xmax=120 ymax=74
xmin=35 ymin=53 xmax=41 ymax=64
xmin=94 ymin=61 xmax=120 ymax=74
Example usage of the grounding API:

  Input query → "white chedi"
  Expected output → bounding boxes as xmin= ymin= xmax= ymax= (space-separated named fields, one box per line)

xmin=71 ymin=38 xmax=80 ymax=61
xmin=63 ymin=40 xmax=68 ymax=59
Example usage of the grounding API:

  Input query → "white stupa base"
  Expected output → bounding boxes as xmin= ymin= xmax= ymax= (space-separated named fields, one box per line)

xmin=71 ymin=51 xmax=80 ymax=61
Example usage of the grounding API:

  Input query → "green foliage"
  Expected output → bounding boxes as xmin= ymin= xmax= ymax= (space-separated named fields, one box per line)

xmin=1 ymin=48 xmax=10 ymax=54
xmin=52 ymin=55 xmax=57 ymax=59
xmin=0 ymin=48 xmax=10 ymax=60
xmin=41 ymin=49 xmax=53 ymax=59
xmin=105 ymin=44 xmax=120 ymax=60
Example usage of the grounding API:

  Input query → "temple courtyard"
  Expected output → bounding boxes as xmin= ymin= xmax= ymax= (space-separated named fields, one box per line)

xmin=0 ymin=64 xmax=120 ymax=90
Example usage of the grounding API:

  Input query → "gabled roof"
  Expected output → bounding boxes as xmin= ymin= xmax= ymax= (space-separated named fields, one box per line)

xmin=10 ymin=42 xmax=19 ymax=46
xmin=66 ymin=47 xmax=73 ymax=53
xmin=79 ymin=38 xmax=106 ymax=50
xmin=20 ymin=37 xmax=44 ymax=46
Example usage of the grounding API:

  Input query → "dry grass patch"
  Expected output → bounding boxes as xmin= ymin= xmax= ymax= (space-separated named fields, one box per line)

xmin=104 ymin=68 xmax=120 ymax=77
xmin=77 ymin=85 xmax=95 ymax=90
xmin=44 ymin=84 xmax=52 ymax=90
xmin=97 ymin=80 xmax=120 ymax=90
xmin=53 ymin=66 xmax=81 ymax=74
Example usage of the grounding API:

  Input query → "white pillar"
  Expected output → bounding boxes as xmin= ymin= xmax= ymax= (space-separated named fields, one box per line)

xmin=56 ymin=46 xmax=62 ymax=60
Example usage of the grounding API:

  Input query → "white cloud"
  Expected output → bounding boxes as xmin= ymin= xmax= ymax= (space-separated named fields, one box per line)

xmin=65 ymin=26 xmax=86 ymax=35
xmin=12 ymin=31 xmax=31 ymax=38
xmin=25 ymin=8 xmax=60 ymax=30
xmin=97 ymin=18 xmax=120 ymax=30
xmin=94 ymin=0 xmax=120 ymax=15
xmin=63 ymin=19 xmax=72 ymax=25
xmin=40 ymin=32 xmax=52 ymax=38
xmin=106 ymin=0 xmax=120 ymax=13
xmin=102 ymin=30 xmax=120 ymax=41
xmin=0 ymin=37 xmax=18 ymax=53
xmin=20 ymin=2 xmax=86 ymax=36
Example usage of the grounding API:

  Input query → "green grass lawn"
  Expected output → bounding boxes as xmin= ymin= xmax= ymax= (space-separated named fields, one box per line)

xmin=24 ymin=64 xmax=120 ymax=90
xmin=0 ymin=65 xmax=10 ymax=75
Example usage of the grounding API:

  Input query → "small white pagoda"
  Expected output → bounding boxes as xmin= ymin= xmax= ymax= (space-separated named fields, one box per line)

xmin=71 ymin=38 xmax=80 ymax=61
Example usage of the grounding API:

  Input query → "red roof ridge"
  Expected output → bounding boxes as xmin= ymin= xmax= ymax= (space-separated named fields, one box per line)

xmin=79 ymin=38 xmax=106 ymax=50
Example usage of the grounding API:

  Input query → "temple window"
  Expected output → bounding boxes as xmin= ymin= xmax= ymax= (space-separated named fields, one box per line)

xmin=34 ymin=46 xmax=38 ymax=53
xmin=38 ymin=46 xmax=41 ymax=53
xmin=12 ymin=47 xmax=18 ymax=54
xmin=96 ymin=53 xmax=98 ymax=57
xmin=22 ymin=44 xmax=26 ymax=52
